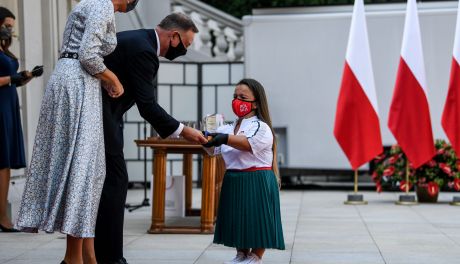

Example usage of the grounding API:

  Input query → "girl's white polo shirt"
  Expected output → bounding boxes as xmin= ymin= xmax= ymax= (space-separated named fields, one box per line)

xmin=214 ymin=116 xmax=274 ymax=170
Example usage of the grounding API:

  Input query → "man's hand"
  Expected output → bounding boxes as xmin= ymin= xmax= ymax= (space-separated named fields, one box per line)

xmin=180 ymin=126 xmax=208 ymax=144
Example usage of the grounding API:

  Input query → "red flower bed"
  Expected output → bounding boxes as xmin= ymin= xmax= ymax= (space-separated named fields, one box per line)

xmin=372 ymin=139 xmax=460 ymax=195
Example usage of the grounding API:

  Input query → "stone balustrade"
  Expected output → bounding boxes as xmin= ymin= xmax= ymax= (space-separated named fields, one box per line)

xmin=171 ymin=0 xmax=244 ymax=61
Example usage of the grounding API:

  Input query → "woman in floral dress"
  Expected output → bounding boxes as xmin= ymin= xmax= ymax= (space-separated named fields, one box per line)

xmin=16 ymin=0 xmax=139 ymax=263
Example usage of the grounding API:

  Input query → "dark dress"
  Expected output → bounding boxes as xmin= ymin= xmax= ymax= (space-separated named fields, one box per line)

xmin=0 ymin=51 xmax=26 ymax=170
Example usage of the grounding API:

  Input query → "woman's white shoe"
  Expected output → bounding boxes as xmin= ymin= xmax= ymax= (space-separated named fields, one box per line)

xmin=238 ymin=253 xmax=262 ymax=264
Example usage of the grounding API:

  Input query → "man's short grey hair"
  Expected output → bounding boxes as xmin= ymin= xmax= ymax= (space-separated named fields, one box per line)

xmin=158 ymin=12 xmax=199 ymax=33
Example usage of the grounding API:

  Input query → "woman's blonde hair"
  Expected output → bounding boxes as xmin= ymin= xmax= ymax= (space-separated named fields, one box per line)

xmin=237 ymin=78 xmax=280 ymax=185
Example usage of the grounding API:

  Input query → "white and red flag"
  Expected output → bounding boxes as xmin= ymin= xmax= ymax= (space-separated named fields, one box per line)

xmin=388 ymin=0 xmax=435 ymax=168
xmin=334 ymin=0 xmax=383 ymax=170
xmin=442 ymin=2 xmax=460 ymax=156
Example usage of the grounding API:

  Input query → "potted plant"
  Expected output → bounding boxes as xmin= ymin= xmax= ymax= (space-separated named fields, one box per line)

xmin=372 ymin=139 xmax=460 ymax=202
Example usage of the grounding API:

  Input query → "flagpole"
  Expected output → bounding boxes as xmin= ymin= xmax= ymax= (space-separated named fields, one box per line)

xmin=444 ymin=0 xmax=460 ymax=207
xmin=344 ymin=170 xmax=367 ymax=205
xmin=335 ymin=0 xmax=379 ymax=206
xmin=405 ymin=162 xmax=409 ymax=194
xmin=396 ymin=155 xmax=417 ymax=205
xmin=354 ymin=170 xmax=358 ymax=193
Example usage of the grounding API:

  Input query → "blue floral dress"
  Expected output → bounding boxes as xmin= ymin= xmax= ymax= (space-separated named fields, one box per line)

xmin=16 ymin=0 xmax=117 ymax=238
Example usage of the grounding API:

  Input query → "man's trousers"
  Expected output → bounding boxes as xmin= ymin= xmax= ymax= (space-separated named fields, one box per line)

xmin=95 ymin=152 xmax=129 ymax=263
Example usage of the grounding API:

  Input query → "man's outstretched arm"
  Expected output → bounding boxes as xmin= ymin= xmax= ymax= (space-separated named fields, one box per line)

xmin=129 ymin=51 xmax=207 ymax=144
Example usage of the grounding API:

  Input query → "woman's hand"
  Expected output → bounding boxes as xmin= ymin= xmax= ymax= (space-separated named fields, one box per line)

xmin=96 ymin=69 xmax=124 ymax=98
xmin=20 ymin=71 xmax=33 ymax=86
xmin=102 ymin=78 xmax=124 ymax=98
xmin=10 ymin=71 xmax=33 ymax=86
xmin=18 ymin=67 xmax=44 ymax=86
xmin=31 ymin=65 xmax=44 ymax=77
xmin=23 ymin=71 xmax=33 ymax=79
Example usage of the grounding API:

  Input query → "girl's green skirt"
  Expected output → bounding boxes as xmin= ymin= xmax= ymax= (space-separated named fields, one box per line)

xmin=213 ymin=169 xmax=285 ymax=250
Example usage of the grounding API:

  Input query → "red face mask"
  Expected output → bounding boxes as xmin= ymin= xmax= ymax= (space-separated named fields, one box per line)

xmin=232 ymin=98 xmax=254 ymax=118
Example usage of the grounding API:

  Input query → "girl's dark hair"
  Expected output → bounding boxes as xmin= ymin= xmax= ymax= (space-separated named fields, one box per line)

xmin=237 ymin=78 xmax=280 ymax=184
xmin=0 ymin=7 xmax=16 ymax=60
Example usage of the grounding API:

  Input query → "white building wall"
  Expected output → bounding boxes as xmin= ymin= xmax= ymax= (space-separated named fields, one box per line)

xmin=243 ymin=2 xmax=457 ymax=169
xmin=115 ymin=0 xmax=171 ymax=31
xmin=19 ymin=0 xmax=45 ymax=162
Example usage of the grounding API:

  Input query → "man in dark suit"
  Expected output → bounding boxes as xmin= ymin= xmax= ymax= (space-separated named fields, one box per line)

xmin=95 ymin=13 xmax=207 ymax=264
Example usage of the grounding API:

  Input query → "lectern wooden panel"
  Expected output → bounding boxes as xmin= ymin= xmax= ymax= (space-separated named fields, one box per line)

xmin=135 ymin=137 xmax=217 ymax=234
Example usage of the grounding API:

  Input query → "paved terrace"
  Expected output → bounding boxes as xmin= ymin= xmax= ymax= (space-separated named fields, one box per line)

xmin=1 ymin=190 xmax=459 ymax=264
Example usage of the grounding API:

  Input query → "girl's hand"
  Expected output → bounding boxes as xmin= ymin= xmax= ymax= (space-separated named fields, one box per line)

xmin=203 ymin=133 xmax=229 ymax=148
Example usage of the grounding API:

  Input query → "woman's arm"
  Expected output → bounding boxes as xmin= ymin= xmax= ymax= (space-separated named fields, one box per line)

xmin=227 ymin=135 xmax=252 ymax=152
xmin=0 ymin=71 xmax=33 ymax=87
xmin=203 ymin=134 xmax=253 ymax=153
xmin=96 ymin=69 xmax=123 ymax=98
xmin=78 ymin=1 xmax=112 ymax=76
xmin=16 ymin=71 xmax=33 ymax=86
xmin=78 ymin=1 xmax=123 ymax=97
xmin=0 ymin=76 xmax=11 ymax=86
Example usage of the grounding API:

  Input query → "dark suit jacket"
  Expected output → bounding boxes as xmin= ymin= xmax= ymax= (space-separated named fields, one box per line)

xmin=103 ymin=29 xmax=179 ymax=154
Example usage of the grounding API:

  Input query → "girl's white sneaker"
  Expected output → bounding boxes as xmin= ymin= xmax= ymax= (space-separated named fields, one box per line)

xmin=239 ymin=253 xmax=262 ymax=264
xmin=223 ymin=251 xmax=247 ymax=264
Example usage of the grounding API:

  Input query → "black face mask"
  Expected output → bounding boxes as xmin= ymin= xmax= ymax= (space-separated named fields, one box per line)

xmin=126 ymin=0 xmax=139 ymax=12
xmin=165 ymin=33 xmax=187 ymax=61
xmin=0 ymin=26 xmax=12 ymax=41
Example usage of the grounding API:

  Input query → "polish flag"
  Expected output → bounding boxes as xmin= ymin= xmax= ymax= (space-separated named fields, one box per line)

xmin=388 ymin=0 xmax=435 ymax=168
xmin=442 ymin=2 xmax=460 ymax=156
xmin=334 ymin=0 xmax=383 ymax=170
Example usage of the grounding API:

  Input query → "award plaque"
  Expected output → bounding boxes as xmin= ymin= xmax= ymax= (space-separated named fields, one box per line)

xmin=202 ymin=114 xmax=224 ymax=133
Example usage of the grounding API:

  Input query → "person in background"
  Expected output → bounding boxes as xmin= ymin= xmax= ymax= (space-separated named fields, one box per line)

xmin=0 ymin=6 xmax=43 ymax=233
xmin=203 ymin=78 xmax=285 ymax=264
xmin=15 ymin=1 xmax=139 ymax=264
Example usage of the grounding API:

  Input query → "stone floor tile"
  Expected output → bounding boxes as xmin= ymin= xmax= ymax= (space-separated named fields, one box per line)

xmin=1 ymin=190 xmax=459 ymax=264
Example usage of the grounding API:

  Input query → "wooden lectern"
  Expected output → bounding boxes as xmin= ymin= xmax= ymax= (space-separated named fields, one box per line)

xmin=135 ymin=137 xmax=220 ymax=234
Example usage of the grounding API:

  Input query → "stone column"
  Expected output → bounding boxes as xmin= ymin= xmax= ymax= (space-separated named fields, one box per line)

xmin=18 ymin=0 xmax=45 ymax=161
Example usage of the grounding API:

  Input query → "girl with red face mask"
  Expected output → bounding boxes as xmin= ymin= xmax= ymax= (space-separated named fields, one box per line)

xmin=203 ymin=78 xmax=285 ymax=264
